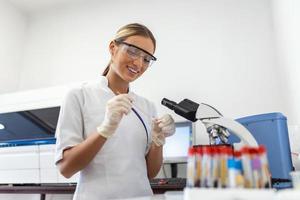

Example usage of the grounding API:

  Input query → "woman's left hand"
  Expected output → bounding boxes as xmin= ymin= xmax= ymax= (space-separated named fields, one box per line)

xmin=151 ymin=114 xmax=175 ymax=146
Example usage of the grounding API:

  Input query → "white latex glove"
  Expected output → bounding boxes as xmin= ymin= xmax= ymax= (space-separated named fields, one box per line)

xmin=151 ymin=114 xmax=176 ymax=146
xmin=97 ymin=94 xmax=133 ymax=138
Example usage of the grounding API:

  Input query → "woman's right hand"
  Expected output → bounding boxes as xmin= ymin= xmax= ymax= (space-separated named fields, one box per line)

xmin=96 ymin=94 xmax=133 ymax=138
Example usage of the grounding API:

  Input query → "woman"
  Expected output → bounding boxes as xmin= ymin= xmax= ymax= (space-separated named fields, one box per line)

xmin=55 ymin=23 xmax=176 ymax=200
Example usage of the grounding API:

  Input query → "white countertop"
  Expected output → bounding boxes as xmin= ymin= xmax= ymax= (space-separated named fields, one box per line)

xmin=119 ymin=191 xmax=183 ymax=200
xmin=117 ymin=189 xmax=300 ymax=200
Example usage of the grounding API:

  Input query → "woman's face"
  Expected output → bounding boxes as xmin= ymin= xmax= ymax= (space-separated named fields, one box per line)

xmin=109 ymin=35 xmax=155 ymax=83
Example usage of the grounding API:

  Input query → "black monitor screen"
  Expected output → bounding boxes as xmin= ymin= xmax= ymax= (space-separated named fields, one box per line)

xmin=0 ymin=107 xmax=60 ymax=142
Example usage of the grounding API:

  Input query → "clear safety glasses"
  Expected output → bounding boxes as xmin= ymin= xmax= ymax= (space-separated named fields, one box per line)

xmin=115 ymin=40 xmax=157 ymax=67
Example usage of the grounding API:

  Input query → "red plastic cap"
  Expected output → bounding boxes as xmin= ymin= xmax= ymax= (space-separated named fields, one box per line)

xmin=258 ymin=145 xmax=267 ymax=154
xmin=249 ymin=148 xmax=258 ymax=155
xmin=219 ymin=146 xmax=232 ymax=155
xmin=211 ymin=147 xmax=216 ymax=155
xmin=202 ymin=146 xmax=213 ymax=155
xmin=240 ymin=146 xmax=250 ymax=154
xmin=234 ymin=150 xmax=242 ymax=158
xmin=226 ymin=147 xmax=233 ymax=155
xmin=188 ymin=147 xmax=196 ymax=155
xmin=196 ymin=147 xmax=203 ymax=155
xmin=214 ymin=147 xmax=220 ymax=154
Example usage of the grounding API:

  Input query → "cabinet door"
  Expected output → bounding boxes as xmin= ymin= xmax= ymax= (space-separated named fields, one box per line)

xmin=0 ymin=146 xmax=40 ymax=183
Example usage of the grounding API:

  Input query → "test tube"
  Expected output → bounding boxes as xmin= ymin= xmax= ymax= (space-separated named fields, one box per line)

xmin=241 ymin=147 xmax=254 ymax=188
xmin=187 ymin=147 xmax=197 ymax=187
xmin=211 ymin=147 xmax=220 ymax=188
xmin=258 ymin=145 xmax=271 ymax=188
xmin=250 ymin=148 xmax=261 ymax=188
xmin=234 ymin=151 xmax=245 ymax=188
xmin=201 ymin=146 xmax=212 ymax=187
xmin=228 ymin=158 xmax=237 ymax=188
xmin=219 ymin=146 xmax=232 ymax=188
xmin=195 ymin=147 xmax=203 ymax=187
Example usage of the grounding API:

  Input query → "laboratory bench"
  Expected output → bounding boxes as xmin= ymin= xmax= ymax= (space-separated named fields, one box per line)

xmin=0 ymin=184 xmax=75 ymax=200
xmin=2 ymin=183 xmax=300 ymax=200
xmin=0 ymin=178 xmax=185 ymax=200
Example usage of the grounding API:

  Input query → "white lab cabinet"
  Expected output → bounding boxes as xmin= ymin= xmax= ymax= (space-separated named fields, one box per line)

xmin=39 ymin=144 xmax=78 ymax=184
xmin=39 ymin=145 xmax=58 ymax=183
xmin=0 ymin=84 xmax=80 ymax=185
xmin=0 ymin=146 xmax=40 ymax=183
xmin=0 ymin=144 xmax=78 ymax=184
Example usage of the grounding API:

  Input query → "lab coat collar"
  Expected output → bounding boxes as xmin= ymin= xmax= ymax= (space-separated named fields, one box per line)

xmin=100 ymin=76 xmax=132 ymax=95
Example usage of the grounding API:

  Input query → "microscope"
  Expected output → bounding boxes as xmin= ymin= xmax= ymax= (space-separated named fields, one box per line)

xmin=161 ymin=98 xmax=258 ymax=149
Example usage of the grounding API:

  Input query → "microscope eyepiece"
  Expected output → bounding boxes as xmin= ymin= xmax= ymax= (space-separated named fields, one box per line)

xmin=161 ymin=98 xmax=177 ymax=110
xmin=161 ymin=98 xmax=199 ymax=122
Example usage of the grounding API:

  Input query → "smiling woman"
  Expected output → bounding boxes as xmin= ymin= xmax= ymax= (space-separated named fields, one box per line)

xmin=115 ymin=40 xmax=157 ymax=64
xmin=102 ymin=23 xmax=157 ymax=88
xmin=106 ymin=34 xmax=155 ymax=86
xmin=54 ymin=23 xmax=176 ymax=200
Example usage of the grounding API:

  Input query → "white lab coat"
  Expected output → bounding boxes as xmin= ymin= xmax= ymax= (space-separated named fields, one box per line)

xmin=55 ymin=76 xmax=157 ymax=200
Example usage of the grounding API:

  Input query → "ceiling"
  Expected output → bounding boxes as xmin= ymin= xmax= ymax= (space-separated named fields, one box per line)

xmin=8 ymin=0 xmax=84 ymax=13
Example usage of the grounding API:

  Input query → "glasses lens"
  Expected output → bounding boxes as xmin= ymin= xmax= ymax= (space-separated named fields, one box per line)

xmin=143 ymin=56 xmax=154 ymax=67
xmin=120 ymin=43 xmax=156 ymax=67
xmin=126 ymin=46 xmax=140 ymax=59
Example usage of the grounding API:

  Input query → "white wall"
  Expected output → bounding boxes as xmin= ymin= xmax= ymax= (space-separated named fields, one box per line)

xmin=17 ymin=0 xmax=288 ymax=122
xmin=272 ymin=0 xmax=300 ymax=172
xmin=272 ymin=0 xmax=300 ymax=125
xmin=0 ymin=0 xmax=27 ymax=93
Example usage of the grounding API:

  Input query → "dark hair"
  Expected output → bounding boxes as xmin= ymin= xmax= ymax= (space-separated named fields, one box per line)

xmin=102 ymin=23 xmax=156 ymax=76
